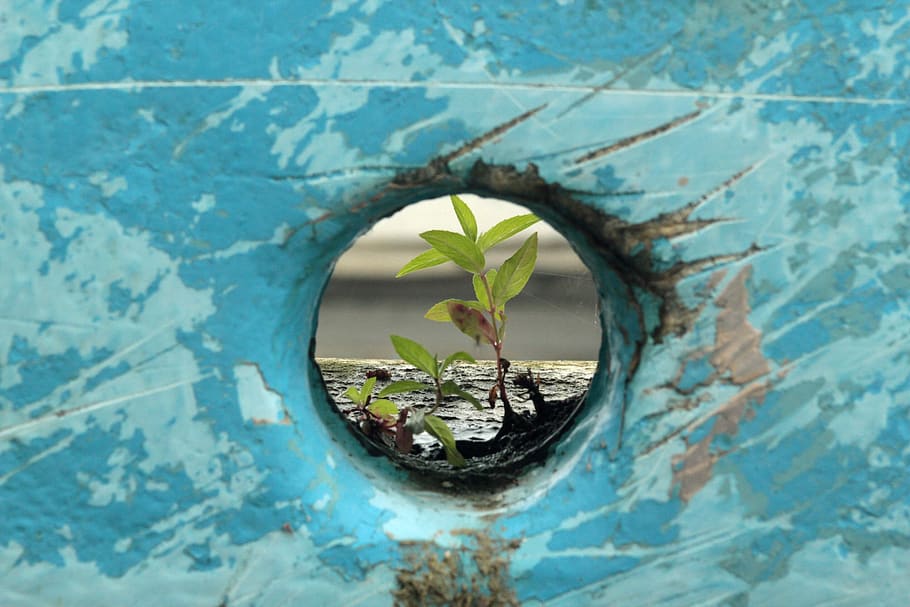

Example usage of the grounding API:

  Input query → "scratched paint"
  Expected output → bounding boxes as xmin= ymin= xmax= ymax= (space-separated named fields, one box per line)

xmin=2 ymin=2 xmax=910 ymax=606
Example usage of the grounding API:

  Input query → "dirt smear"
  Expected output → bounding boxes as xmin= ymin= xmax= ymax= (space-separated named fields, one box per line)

xmin=393 ymin=530 xmax=521 ymax=607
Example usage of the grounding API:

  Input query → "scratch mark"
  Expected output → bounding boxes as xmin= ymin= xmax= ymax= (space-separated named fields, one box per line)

xmin=573 ymin=107 xmax=707 ymax=166
xmin=1 ymin=78 xmax=902 ymax=106
xmin=264 ymin=165 xmax=418 ymax=184
xmin=553 ymin=44 xmax=671 ymax=120
xmin=20 ymin=318 xmax=180 ymax=413
xmin=0 ymin=433 xmax=74 ymax=485
xmin=440 ymin=103 xmax=548 ymax=164
xmin=674 ymin=158 xmax=768 ymax=219
xmin=0 ymin=315 xmax=100 ymax=331
xmin=0 ymin=374 xmax=212 ymax=439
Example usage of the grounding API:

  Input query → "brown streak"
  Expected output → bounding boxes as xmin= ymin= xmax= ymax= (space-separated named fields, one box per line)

xmin=678 ymin=162 xmax=760 ymax=218
xmin=440 ymin=103 xmax=548 ymax=164
xmin=574 ymin=108 xmax=704 ymax=165
xmin=672 ymin=383 xmax=766 ymax=501
xmin=711 ymin=267 xmax=771 ymax=384
xmin=670 ymin=265 xmax=772 ymax=501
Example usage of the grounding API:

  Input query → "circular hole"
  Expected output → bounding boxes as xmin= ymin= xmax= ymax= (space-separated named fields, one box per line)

xmin=314 ymin=194 xmax=604 ymax=489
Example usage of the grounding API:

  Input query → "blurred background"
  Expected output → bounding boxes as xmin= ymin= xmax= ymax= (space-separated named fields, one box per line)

xmin=316 ymin=194 xmax=601 ymax=361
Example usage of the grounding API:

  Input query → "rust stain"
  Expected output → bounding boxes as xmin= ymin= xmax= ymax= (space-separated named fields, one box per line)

xmin=711 ymin=267 xmax=770 ymax=384
xmin=672 ymin=382 xmax=768 ymax=501
xmin=251 ymin=415 xmax=293 ymax=426
xmin=705 ymin=268 xmax=727 ymax=292
xmin=671 ymin=266 xmax=771 ymax=502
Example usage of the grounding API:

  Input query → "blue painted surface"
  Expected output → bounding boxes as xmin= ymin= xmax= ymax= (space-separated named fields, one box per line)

xmin=2 ymin=2 xmax=910 ymax=605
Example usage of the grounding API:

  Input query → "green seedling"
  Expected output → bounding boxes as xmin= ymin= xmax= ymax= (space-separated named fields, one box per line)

xmin=341 ymin=374 xmax=422 ymax=448
xmin=342 ymin=336 xmax=481 ymax=467
xmin=389 ymin=334 xmax=483 ymax=466
xmin=396 ymin=194 xmax=539 ymax=426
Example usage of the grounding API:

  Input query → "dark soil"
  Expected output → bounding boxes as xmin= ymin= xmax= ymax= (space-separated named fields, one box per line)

xmin=317 ymin=358 xmax=595 ymax=491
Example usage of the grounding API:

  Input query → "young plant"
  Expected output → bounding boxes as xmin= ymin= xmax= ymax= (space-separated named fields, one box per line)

xmin=340 ymin=375 xmax=420 ymax=451
xmin=342 ymin=336 xmax=481 ymax=466
xmin=389 ymin=334 xmax=483 ymax=466
xmin=396 ymin=194 xmax=539 ymax=427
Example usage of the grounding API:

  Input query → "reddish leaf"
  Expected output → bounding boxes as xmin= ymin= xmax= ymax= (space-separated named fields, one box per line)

xmin=446 ymin=301 xmax=497 ymax=345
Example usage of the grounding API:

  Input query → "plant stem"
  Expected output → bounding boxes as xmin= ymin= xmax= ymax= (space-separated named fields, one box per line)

xmin=480 ymin=273 xmax=512 ymax=415
xmin=430 ymin=376 xmax=443 ymax=414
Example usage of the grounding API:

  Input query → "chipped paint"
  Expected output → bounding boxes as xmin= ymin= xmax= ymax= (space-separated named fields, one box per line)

xmin=234 ymin=362 xmax=290 ymax=425
xmin=2 ymin=2 xmax=910 ymax=606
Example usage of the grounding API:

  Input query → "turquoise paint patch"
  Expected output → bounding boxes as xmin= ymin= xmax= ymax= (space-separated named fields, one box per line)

xmin=333 ymin=87 xmax=449 ymax=157
xmin=677 ymin=355 xmax=713 ymax=392
xmin=766 ymin=318 xmax=830 ymax=361
xmin=5 ymin=335 xmax=38 ymax=365
xmin=0 ymin=425 xmax=209 ymax=577
xmin=183 ymin=542 xmax=223 ymax=572
xmin=548 ymin=512 xmax=621 ymax=551
xmin=2 ymin=1 xmax=910 ymax=604
xmin=519 ymin=555 xmax=639 ymax=602
xmin=1 ymin=345 xmax=113 ymax=408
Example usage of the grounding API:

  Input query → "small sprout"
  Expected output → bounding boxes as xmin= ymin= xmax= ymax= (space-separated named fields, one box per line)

xmin=346 ymin=194 xmax=545 ymax=469
xmin=390 ymin=334 xmax=483 ymax=466
xmin=397 ymin=194 xmax=540 ymax=426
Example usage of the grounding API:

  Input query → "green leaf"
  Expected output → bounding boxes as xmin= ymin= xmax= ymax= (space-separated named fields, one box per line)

xmin=377 ymin=380 xmax=426 ymax=397
xmin=477 ymin=213 xmax=540 ymax=252
xmin=472 ymin=270 xmax=496 ymax=310
xmin=446 ymin=301 xmax=497 ymax=345
xmin=440 ymin=351 xmax=476 ymax=375
xmin=390 ymin=335 xmax=439 ymax=378
xmin=360 ymin=376 xmax=377 ymax=402
xmin=425 ymin=298 xmax=485 ymax=322
xmin=425 ymin=414 xmax=466 ymax=467
xmin=420 ymin=230 xmax=485 ymax=274
xmin=396 ymin=248 xmax=449 ymax=278
xmin=343 ymin=386 xmax=363 ymax=405
xmin=492 ymin=233 xmax=538 ymax=306
xmin=368 ymin=399 xmax=398 ymax=418
xmin=450 ymin=194 xmax=477 ymax=242
xmin=497 ymin=311 xmax=507 ymax=341
xmin=441 ymin=380 xmax=483 ymax=411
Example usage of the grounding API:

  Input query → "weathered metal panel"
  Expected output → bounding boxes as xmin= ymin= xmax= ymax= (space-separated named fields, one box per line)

xmin=1 ymin=2 xmax=909 ymax=605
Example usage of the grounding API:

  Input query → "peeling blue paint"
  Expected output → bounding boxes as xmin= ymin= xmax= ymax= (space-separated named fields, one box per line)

xmin=2 ymin=1 xmax=910 ymax=605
